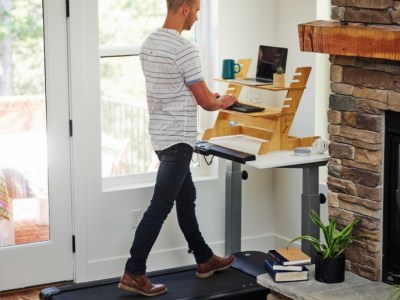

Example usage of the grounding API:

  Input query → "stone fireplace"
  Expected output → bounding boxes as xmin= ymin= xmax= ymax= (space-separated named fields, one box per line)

xmin=298 ymin=0 xmax=400 ymax=283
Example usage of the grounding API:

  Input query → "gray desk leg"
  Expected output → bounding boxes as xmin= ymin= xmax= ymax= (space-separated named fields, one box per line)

xmin=302 ymin=166 xmax=320 ymax=262
xmin=225 ymin=161 xmax=242 ymax=255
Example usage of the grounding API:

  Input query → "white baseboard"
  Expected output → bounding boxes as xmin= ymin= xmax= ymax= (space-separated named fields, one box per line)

xmin=85 ymin=234 xmax=276 ymax=282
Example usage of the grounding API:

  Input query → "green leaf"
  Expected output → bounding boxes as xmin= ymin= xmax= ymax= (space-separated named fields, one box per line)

xmin=388 ymin=285 xmax=400 ymax=300
xmin=288 ymin=235 xmax=323 ymax=254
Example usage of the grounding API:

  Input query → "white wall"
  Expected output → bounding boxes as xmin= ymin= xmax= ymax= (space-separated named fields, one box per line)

xmin=276 ymin=0 xmax=317 ymax=137
xmin=215 ymin=0 xmax=278 ymax=253
xmin=273 ymin=0 xmax=317 ymax=245
xmin=217 ymin=0 xmax=277 ymax=69
xmin=273 ymin=0 xmax=331 ymax=244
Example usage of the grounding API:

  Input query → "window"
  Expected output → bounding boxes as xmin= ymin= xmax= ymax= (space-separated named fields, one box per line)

xmin=98 ymin=0 xmax=206 ymax=180
xmin=98 ymin=0 xmax=165 ymax=177
xmin=0 ymin=0 xmax=50 ymax=246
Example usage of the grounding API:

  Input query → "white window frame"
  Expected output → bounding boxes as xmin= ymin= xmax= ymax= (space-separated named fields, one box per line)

xmin=101 ymin=0 xmax=220 ymax=191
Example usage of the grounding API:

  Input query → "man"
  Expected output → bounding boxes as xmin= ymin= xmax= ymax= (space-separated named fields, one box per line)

xmin=118 ymin=0 xmax=238 ymax=296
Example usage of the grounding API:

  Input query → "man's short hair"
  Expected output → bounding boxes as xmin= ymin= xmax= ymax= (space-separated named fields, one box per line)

xmin=167 ymin=0 xmax=197 ymax=13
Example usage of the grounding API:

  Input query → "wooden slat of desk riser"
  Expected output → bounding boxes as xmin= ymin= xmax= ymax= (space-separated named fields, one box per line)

xmin=219 ymin=111 xmax=279 ymax=128
xmin=281 ymin=89 xmax=306 ymax=114
xmin=239 ymin=126 xmax=274 ymax=141
xmin=203 ymin=112 xmax=278 ymax=140
xmin=215 ymin=78 xmax=306 ymax=92
xmin=203 ymin=123 xmax=274 ymax=141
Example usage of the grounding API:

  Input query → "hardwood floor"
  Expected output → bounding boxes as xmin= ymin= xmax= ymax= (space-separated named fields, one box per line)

xmin=0 ymin=287 xmax=43 ymax=300
xmin=0 ymin=282 xmax=69 ymax=300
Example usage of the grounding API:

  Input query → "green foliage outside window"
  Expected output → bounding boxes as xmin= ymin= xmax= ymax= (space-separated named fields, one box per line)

xmin=0 ymin=0 xmax=44 ymax=96
xmin=98 ymin=0 xmax=167 ymax=48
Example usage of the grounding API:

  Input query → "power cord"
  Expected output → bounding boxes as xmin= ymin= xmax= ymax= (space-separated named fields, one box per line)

xmin=203 ymin=155 xmax=214 ymax=165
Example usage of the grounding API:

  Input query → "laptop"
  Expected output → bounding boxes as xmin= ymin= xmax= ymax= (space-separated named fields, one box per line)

xmin=230 ymin=45 xmax=288 ymax=86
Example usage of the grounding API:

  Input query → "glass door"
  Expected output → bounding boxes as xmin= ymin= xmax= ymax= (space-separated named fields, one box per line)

xmin=0 ymin=0 xmax=73 ymax=290
xmin=0 ymin=0 xmax=49 ymax=248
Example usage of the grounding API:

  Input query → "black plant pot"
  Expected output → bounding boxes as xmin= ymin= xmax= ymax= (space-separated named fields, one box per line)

xmin=315 ymin=253 xmax=345 ymax=283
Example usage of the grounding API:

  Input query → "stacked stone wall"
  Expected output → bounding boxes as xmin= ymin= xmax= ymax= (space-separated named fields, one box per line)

xmin=327 ymin=55 xmax=400 ymax=280
xmin=303 ymin=0 xmax=400 ymax=282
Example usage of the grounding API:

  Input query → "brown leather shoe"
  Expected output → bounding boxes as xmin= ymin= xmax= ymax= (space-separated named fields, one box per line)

xmin=118 ymin=272 xmax=167 ymax=296
xmin=196 ymin=254 xmax=235 ymax=278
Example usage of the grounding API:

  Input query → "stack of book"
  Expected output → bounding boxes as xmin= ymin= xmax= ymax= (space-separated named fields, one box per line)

xmin=264 ymin=247 xmax=311 ymax=282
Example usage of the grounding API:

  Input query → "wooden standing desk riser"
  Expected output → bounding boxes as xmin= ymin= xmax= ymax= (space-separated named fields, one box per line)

xmin=204 ymin=63 xmax=319 ymax=154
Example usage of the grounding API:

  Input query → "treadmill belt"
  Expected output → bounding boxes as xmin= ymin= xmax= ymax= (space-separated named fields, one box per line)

xmin=40 ymin=251 xmax=269 ymax=300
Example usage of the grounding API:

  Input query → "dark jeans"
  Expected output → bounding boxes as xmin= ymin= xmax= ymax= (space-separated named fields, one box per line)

xmin=125 ymin=143 xmax=213 ymax=275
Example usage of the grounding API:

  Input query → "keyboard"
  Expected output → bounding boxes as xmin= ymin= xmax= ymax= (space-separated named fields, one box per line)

xmin=227 ymin=102 xmax=265 ymax=113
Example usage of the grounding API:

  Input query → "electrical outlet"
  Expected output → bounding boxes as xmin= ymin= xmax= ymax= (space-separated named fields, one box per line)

xmin=131 ymin=209 xmax=142 ymax=228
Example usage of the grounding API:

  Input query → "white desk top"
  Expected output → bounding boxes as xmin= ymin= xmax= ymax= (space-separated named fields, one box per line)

xmin=208 ymin=135 xmax=329 ymax=169
xmin=247 ymin=150 xmax=329 ymax=169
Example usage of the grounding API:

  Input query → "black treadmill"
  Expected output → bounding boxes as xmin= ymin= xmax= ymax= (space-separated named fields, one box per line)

xmin=41 ymin=144 xmax=267 ymax=299
xmin=40 ymin=251 xmax=269 ymax=300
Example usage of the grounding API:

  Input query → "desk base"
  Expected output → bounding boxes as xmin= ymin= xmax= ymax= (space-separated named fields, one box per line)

xmin=225 ymin=160 xmax=327 ymax=261
xmin=195 ymin=141 xmax=328 ymax=260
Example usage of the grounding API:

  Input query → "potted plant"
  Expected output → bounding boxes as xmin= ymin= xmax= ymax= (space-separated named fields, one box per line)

xmin=273 ymin=66 xmax=285 ymax=87
xmin=288 ymin=209 xmax=361 ymax=283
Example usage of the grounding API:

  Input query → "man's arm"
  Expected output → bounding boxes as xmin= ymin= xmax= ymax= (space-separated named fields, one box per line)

xmin=189 ymin=80 xmax=237 ymax=111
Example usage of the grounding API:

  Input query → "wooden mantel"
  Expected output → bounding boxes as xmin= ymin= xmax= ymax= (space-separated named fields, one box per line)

xmin=298 ymin=20 xmax=400 ymax=61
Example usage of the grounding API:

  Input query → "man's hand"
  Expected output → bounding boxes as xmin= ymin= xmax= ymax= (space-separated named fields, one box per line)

xmin=217 ymin=94 xmax=237 ymax=110
xmin=190 ymin=81 xmax=238 ymax=111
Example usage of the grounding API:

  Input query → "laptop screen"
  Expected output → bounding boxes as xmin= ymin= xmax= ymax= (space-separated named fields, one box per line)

xmin=256 ymin=45 xmax=288 ymax=82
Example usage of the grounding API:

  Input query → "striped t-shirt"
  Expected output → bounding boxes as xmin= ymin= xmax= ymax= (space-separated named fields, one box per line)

xmin=140 ymin=28 xmax=204 ymax=151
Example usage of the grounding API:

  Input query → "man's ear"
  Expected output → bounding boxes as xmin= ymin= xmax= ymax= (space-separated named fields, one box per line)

xmin=183 ymin=4 xmax=189 ymax=16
